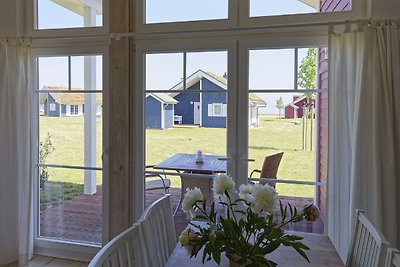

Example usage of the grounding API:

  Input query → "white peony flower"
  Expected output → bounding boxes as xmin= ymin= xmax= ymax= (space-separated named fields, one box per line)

xmin=250 ymin=184 xmax=278 ymax=214
xmin=182 ymin=187 xmax=204 ymax=219
xmin=239 ymin=184 xmax=255 ymax=203
xmin=213 ymin=174 xmax=236 ymax=197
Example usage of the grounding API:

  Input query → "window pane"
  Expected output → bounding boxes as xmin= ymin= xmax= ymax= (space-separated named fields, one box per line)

xmin=38 ymin=57 xmax=69 ymax=90
xmin=40 ymin=168 xmax=102 ymax=244
xmin=146 ymin=53 xmax=183 ymax=91
xmin=250 ymin=0 xmax=318 ymax=17
xmin=71 ymin=55 xmax=103 ymax=91
xmin=247 ymin=92 xmax=321 ymax=233
xmin=249 ymin=49 xmax=295 ymax=90
xmin=39 ymin=93 xmax=103 ymax=167
xmin=146 ymin=0 xmax=228 ymax=24
xmin=37 ymin=0 xmax=103 ymax=29
xmin=249 ymin=0 xmax=351 ymax=18
xmin=144 ymin=51 xmax=228 ymax=225
xmin=186 ymin=51 xmax=228 ymax=83
xmin=297 ymin=48 xmax=317 ymax=89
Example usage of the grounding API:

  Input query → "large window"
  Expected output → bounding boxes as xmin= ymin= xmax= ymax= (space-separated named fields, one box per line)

xmin=138 ymin=39 xmax=328 ymax=235
xmin=139 ymin=0 xmax=356 ymax=30
xmin=35 ymin=53 xmax=104 ymax=245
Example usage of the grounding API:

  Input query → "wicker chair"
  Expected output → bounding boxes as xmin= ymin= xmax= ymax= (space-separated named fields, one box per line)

xmin=145 ymin=165 xmax=171 ymax=194
xmin=249 ymin=152 xmax=284 ymax=188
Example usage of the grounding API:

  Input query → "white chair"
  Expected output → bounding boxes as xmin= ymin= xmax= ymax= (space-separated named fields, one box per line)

xmin=385 ymin=247 xmax=400 ymax=267
xmin=346 ymin=210 xmax=390 ymax=267
xmin=88 ymin=222 xmax=149 ymax=267
xmin=139 ymin=195 xmax=176 ymax=267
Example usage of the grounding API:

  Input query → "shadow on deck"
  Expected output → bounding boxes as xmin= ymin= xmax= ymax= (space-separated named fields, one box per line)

xmin=40 ymin=187 xmax=324 ymax=245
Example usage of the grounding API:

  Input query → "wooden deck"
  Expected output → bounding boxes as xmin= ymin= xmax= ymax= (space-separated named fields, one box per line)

xmin=40 ymin=187 xmax=324 ymax=244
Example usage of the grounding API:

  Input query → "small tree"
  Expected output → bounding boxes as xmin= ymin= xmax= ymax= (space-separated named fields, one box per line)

xmin=298 ymin=48 xmax=316 ymax=116
xmin=39 ymin=133 xmax=55 ymax=189
xmin=298 ymin=48 xmax=316 ymax=151
xmin=276 ymin=97 xmax=285 ymax=119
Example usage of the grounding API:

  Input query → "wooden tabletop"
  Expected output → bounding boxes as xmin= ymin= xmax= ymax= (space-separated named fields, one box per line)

xmin=166 ymin=231 xmax=344 ymax=267
xmin=154 ymin=153 xmax=226 ymax=174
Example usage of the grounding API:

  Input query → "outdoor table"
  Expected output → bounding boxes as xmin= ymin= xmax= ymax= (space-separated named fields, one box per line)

xmin=153 ymin=153 xmax=226 ymax=215
xmin=166 ymin=229 xmax=344 ymax=267
xmin=153 ymin=153 xmax=226 ymax=174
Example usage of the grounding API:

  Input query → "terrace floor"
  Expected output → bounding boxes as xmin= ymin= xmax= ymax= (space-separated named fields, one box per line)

xmin=40 ymin=187 xmax=324 ymax=245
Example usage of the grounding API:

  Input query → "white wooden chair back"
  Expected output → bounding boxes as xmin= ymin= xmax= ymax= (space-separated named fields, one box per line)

xmin=139 ymin=195 xmax=176 ymax=267
xmin=346 ymin=210 xmax=389 ymax=267
xmin=88 ymin=222 xmax=148 ymax=267
xmin=385 ymin=247 xmax=400 ymax=267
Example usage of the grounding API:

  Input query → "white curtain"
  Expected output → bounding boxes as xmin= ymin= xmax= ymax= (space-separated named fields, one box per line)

xmin=0 ymin=40 xmax=33 ymax=266
xmin=328 ymin=18 xmax=400 ymax=261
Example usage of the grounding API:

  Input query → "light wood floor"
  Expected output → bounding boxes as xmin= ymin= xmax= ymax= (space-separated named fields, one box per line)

xmin=5 ymin=255 xmax=87 ymax=267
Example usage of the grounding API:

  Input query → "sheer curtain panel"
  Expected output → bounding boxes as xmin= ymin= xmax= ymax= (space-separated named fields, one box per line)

xmin=328 ymin=18 xmax=400 ymax=261
xmin=0 ymin=40 xmax=33 ymax=266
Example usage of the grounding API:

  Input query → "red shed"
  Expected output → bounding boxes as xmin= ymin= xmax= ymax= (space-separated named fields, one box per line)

xmin=284 ymin=95 xmax=315 ymax=119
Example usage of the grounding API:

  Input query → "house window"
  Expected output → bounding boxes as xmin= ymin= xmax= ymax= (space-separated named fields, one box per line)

xmin=70 ymin=105 xmax=79 ymax=115
xmin=208 ymin=103 xmax=226 ymax=117
xmin=49 ymin=103 xmax=56 ymax=111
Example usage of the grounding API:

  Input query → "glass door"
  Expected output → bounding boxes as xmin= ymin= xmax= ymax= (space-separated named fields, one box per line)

xmin=241 ymin=44 xmax=328 ymax=234
xmin=139 ymin=46 xmax=236 ymax=234
xmin=34 ymin=52 xmax=106 ymax=246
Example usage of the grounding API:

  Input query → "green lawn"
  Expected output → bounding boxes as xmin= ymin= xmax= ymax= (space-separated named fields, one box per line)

xmin=40 ymin=116 xmax=103 ymax=185
xmin=146 ymin=115 xmax=316 ymax=198
xmin=40 ymin=115 xmax=316 ymax=203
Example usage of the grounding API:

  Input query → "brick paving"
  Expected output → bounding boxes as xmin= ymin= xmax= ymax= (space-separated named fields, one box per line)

xmin=40 ymin=187 xmax=324 ymax=245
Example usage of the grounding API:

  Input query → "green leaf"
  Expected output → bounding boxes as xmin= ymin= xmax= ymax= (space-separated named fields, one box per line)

xmin=293 ymin=246 xmax=310 ymax=263
xmin=212 ymin=249 xmax=221 ymax=264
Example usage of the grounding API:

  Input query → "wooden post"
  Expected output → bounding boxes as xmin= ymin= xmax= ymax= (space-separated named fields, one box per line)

xmin=108 ymin=0 xmax=134 ymax=239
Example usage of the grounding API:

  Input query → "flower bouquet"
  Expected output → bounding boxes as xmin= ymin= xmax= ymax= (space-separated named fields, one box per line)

xmin=179 ymin=174 xmax=320 ymax=267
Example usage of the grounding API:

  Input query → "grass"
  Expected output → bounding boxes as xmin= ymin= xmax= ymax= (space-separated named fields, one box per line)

xmin=39 ymin=116 xmax=103 ymax=185
xmin=40 ymin=181 xmax=83 ymax=211
xmin=146 ymin=115 xmax=316 ymax=198
xmin=40 ymin=115 xmax=316 ymax=203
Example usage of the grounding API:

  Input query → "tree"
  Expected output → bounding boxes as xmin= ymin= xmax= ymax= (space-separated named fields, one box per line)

xmin=297 ymin=48 xmax=316 ymax=151
xmin=298 ymin=48 xmax=316 ymax=113
xmin=39 ymin=133 xmax=55 ymax=189
xmin=276 ymin=97 xmax=285 ymax=119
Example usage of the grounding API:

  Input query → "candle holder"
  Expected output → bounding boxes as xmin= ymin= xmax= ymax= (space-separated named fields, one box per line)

xmin=195 ymin=150 xmax=204 ymax=163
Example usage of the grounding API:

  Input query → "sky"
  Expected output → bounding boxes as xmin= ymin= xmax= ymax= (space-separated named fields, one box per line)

xmin=37 ymin=0 xmax=316 ymax=114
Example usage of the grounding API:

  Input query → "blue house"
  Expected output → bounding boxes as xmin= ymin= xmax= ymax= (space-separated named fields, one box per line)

xmin=39 ymin=86 xmax=103 ymax=117
xmin=146 ymin=93 xmax=178 ymax=129
xmin=170 ymin=70 xmax=266 ymax=128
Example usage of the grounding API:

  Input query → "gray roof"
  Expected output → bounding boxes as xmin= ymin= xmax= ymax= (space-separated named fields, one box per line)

xmin=148 ymin=93 xmax=178 ymax=104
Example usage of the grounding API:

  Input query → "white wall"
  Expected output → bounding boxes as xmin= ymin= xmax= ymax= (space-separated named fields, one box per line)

xmin=0 ymin=0 xmax=18 ymax=37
